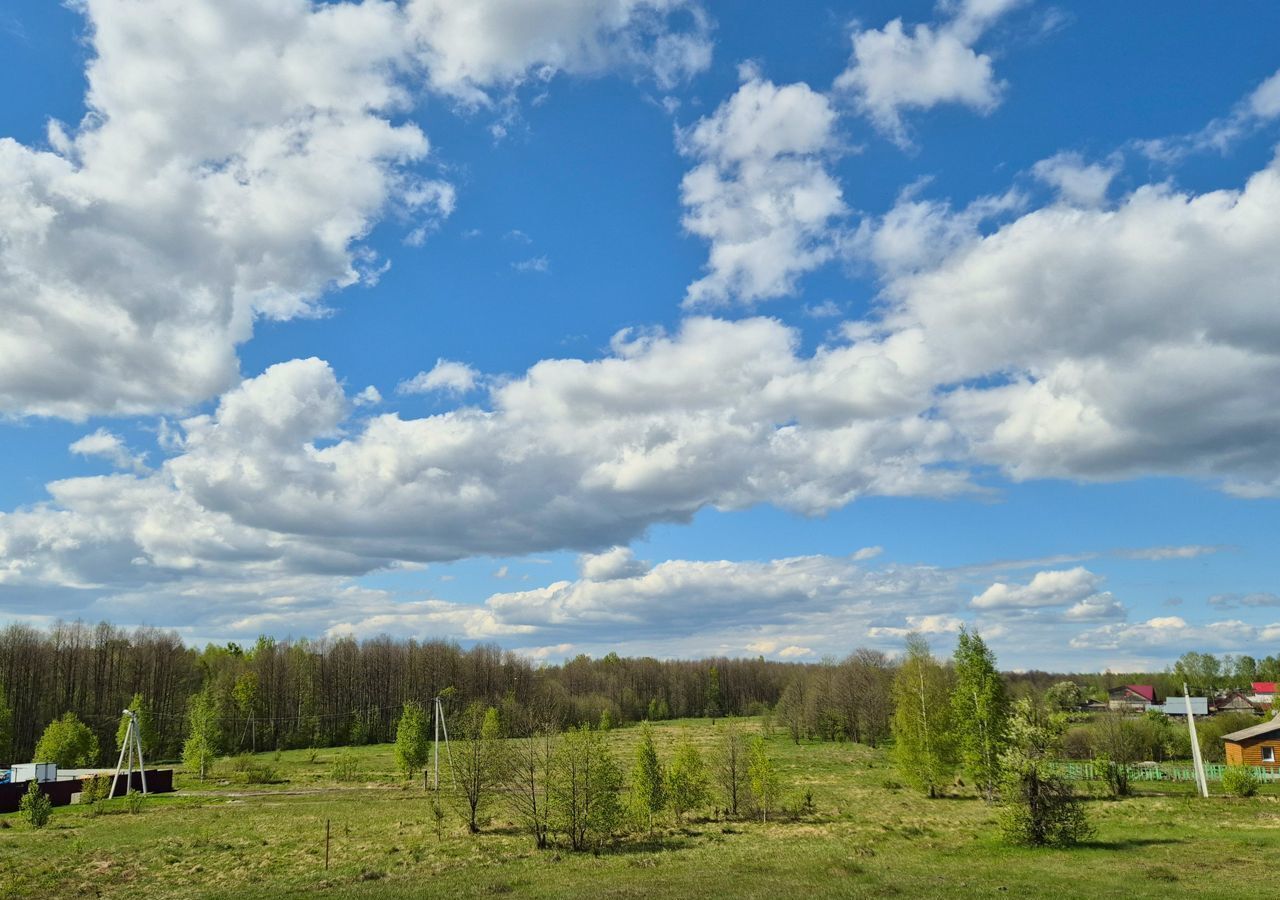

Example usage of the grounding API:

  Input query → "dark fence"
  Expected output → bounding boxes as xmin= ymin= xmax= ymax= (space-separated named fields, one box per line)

xmin=0 ymin=769 xmax=174 ymax=813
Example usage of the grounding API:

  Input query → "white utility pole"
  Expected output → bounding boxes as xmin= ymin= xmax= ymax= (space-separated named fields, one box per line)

xmin=431 ymin=696 xmax=455 ymax=792
xmin=110 ymin=709 xmax=148 ymax=798
xmin=1185 ymin=684 xmax=1209 ymax=798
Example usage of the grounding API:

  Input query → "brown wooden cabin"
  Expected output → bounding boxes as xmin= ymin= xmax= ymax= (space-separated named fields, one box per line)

xmin=1222 ymin=716 xmax=1280 ymax=768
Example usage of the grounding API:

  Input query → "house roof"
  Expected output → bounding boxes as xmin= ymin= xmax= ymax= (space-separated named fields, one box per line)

xmin=1251 ymin=682 xmax=1277 ymax=693
xmin=1222 ymin=715 xmax=1280 ymax=743
xmin=1156 ymin=697 xmax=1208 ymax=715
xmin=1109 ymin=684 xmax=1155 ymax=702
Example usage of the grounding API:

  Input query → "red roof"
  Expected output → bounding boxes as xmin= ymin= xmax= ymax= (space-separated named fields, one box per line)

xmin=1251 ymin=682 xmax=1277 ymax=693
xmin=1127 ymin=685 xmax=1155 ymax=702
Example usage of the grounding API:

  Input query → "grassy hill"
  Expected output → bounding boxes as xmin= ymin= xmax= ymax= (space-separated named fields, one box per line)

xmin=1 ymin=718 xmax=1277 ymax=898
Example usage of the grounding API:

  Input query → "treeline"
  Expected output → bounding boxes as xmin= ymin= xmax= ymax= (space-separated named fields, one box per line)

xmin=0 ymin=621 xmax=798 ymax=763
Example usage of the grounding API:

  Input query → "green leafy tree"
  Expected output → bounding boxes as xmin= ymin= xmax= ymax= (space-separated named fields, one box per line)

xmin=454 ymin=703 xmax=503 ymax=832
xmin=33 ymin=712 xmax=99 ymax=768
xmin=116 ymin=693 xmax=155 ymax=758
xmin=999 ymin=697 xmax=1092 ymax=847
xmin=747 ymin=736 xmax=781 ymax=822
xmin=665 ymin=736 xmax=709 ymax=823
xmin=20 ymin=779 xmax=51 ymax=828
xmin=891 ymin=634 xmax=956 ymax=797
xmin=182 ymin=689 xmax=220 ymax=781
xmin=551 ymin=724 xmax=623 ymax=851
xmin=627 ymin=723 xmax=666 ymax=831
xmin=1044 ymin=681 xmax=1085 ymax=711
xmin=394 ymin=701 xmax=431 ymax=778
xmin=715 ymin=722 xmax=750 ymax=817
xmin=952 ymin=629 xmax=1009 ymax=801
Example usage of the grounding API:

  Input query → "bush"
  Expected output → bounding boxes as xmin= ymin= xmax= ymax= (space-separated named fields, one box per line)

xmin=331 ymin=752 xmax=362 ymax=783
xmin=1222 ymin=765 xmax=1260 ymax=798
xmin=80 ymin=772 xmax=111 ymax=804
xmin=126 ymin=789 xmax=146 ymax=813
xmin=999 ymin=766 xmax=1093 ymax=847
xmin=19 ymin=780 xmax=51 ymax=829
xmin=230 ymin=753 xmax=279 ymax=785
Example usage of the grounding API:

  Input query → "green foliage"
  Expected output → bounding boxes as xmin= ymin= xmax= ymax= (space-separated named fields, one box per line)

xmin=551 ymin=724 xmax=623 ymax=851
xmin=1091 ymin=713 xmax=1145 ymax=796
xmin=182 ymin=688 xmax=220 ymax=781
xmin=19 ymin=779 xmax=51 ymax=829
xmin=999 ymin=697 xmax=1092 ymax=847
xmin=598 ymin=707 xmax=614 ymax=732
xmin=627 ymin=723 xmax=666 ymax=830
xmin=1222 ymin=765 xmax=1261 ymax=797
xmin=125 ymin=789 xmax=146 ymax=814
xmin=1043 ymin=681 xmax=1085 ymax=711
xmin=80 ymin=772 xmax=111 ymax=804
xmin=230 ymin=753 xmax=279 ymax=784
xmin=394 ymin=701 xmax=431 ymax=778
xmin=891 ymin=634 xmax=956 ymax=797
xmin=665 ymin=736 xmax=709 ymax=823
xmin=951 ymin=628 xmax=1009 ymax=802
xmin=33 ymin=711 xmax=99 ymax=768
xmin=714 ymin=722 xmax=750 ymax=817
xmin=331 ymin=751 xmax=362 ymax=783
xmin=646 ymin=697 xmax=671 ymax=721
xmin=747 ymin=736 xmax=781 ymax=822
xmin=116 ymin=693 xmax=155 ymax=757
xmin=454 ymin=703 xmax=504 ymax=832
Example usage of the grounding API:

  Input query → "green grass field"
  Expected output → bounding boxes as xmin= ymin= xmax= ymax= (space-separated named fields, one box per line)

xmin=2 ymin=718 xmax=1278 ymax=899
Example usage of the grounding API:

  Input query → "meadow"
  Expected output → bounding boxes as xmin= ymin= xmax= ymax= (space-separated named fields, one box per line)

xmin=1 ymin=718 xmax=1278 ymax=899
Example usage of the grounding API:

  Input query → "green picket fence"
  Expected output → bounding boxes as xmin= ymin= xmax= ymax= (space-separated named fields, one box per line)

xmin=1053 ymin=761 xmax=1279 ymax=782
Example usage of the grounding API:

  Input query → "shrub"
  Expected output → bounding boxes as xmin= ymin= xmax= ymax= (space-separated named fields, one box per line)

xmin=1222 ymin=765 xmax=1260 ymax=798
xmin=20 ymin=780 xmax=51 ymax=829
xmin=126 ymin=789 xmax=146 ymax=814
xmin=80 ymin=772 xmax=111 ymax=804
xmin=331 ymin=752 xmax=362 ymax=783
xmin=394 ymin=701 xmax=431 ymax=778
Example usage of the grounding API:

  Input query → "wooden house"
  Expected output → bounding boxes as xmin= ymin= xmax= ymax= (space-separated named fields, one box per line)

xmin=1222 ymin=716 xmax=1280 ymax=768
xmin=1108 ymin=684 xmax=1156 ymax=711
xmin=1214 ymin=691 xmax=1261 ymax=715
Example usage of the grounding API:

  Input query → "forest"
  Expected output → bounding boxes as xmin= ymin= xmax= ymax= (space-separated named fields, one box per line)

xmin=0 ymin=619 xmax=1276 ymax=765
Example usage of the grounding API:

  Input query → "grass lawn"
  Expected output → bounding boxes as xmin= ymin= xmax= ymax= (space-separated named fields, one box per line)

xmin=2 ymin=718 xmax=1278 ymax=898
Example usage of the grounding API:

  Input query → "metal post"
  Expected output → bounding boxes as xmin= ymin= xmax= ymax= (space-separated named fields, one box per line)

xmin=325 ymin=819 xmax=330 ymax=870
xmin=433 ymin=697 xmax=440 ymax=791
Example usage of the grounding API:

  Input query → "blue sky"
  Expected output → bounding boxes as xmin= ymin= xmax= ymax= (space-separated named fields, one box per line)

xmin=1 ymin=0 xmax=1278 ymax=669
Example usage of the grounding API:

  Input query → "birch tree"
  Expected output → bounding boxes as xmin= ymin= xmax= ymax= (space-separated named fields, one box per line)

xmin=951 ymin=628 xmax=1009 ymax=801
xmin=891 ymin=634 xmax=956 ymax=797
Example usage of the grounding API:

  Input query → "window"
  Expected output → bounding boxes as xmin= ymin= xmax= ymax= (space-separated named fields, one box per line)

xmin=1263 ymin=746 xmax=1275 ymax=763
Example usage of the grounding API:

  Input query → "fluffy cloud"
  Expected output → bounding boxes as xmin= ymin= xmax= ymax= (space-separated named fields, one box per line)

xmin=397 ymin=359 xmax=481 ymax=395
xmin=834 ymin=0 xmax=1023 ymax=144
xmin=0 ymin=0 xmax=447 ymax=420
xmin=403 ymin=0 xmax=711 ymax=105
xmin=69 ymin=429 xmax=148 ymax=474
xmin=0 ymin=0 xmax=711 ymax=420
xmin=1031 ymin=152 xmax=1120 ymax=207
xmin=0 ymin=319 xmax=966 ymax=608
xmin=579 ymin=547 xmax=652 ymax=581
xmin=860 ymin=148 xmax=1280 ymax=490
xmin=679 ymin=71 xmax=846 ymax=306
xmin=972 ymin=567 xmax=1103 ymax=609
